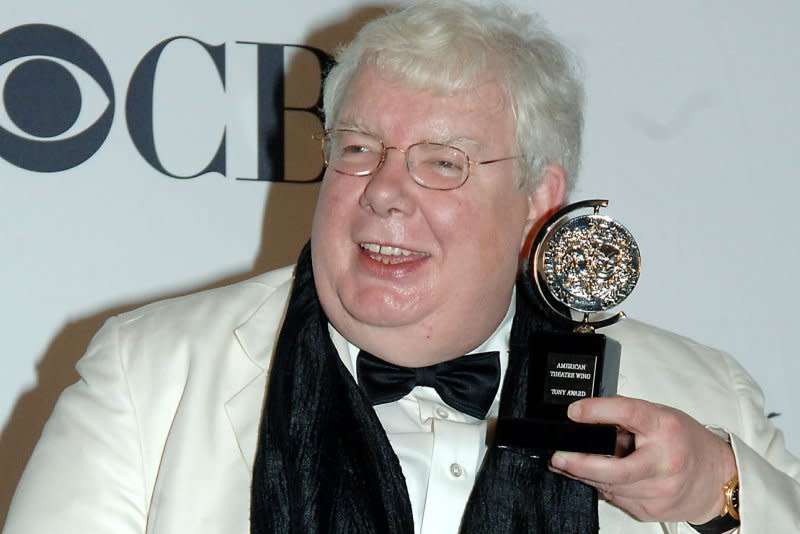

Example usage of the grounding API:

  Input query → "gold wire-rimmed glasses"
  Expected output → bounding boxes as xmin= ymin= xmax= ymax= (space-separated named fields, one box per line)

xmin=313 ymin=128 xmax=522 ymax=190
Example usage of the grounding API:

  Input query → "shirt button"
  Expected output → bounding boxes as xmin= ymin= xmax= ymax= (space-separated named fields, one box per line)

xmin=435 ymin=407 xmax=449 ymax=419
xmin=449 ymin=463 xmax=463 ymax=478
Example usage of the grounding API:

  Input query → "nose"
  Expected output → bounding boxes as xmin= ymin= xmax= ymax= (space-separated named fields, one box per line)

xmin=359 ymin=147 xmax=416 ymax=216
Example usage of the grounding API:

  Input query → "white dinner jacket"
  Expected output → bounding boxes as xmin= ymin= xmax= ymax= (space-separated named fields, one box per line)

xmin=4 ymin=266 xmax=800 ymax=533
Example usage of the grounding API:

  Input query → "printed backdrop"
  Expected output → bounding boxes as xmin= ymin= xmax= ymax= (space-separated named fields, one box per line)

xmin=2 ymin=0 xmax=798 ymax=522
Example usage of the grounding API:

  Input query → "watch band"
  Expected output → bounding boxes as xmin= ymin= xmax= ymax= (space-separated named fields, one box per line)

xmin=688 ymin=514 xmax=739 ymax=534
xmin=688 ymin=473 xmax=740 ymax=534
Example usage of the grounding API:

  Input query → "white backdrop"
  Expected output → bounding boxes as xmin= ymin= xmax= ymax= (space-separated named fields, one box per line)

xmin=2 ymin=0 xmax=798 ymax=523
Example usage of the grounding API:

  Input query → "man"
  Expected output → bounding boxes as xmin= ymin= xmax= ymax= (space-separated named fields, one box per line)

xmin=4 ymin=1 xmax=800 ymax=533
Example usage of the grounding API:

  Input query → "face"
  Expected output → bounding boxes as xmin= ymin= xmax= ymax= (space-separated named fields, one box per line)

xmin=311 ymin=65 xmax=564 ymax=366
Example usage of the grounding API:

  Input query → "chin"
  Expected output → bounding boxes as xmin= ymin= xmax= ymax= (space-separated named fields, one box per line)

xmin=334 ymin=278 xmax=426 ymax=321
xmin=343 ymin=299 xmax=422 ymax=329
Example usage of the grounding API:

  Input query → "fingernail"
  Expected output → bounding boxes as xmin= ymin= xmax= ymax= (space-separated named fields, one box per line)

xmin=568 ymin=401 xmax=582 ymax=420
xmin=551 ymin=453 xmax=566 ymax=470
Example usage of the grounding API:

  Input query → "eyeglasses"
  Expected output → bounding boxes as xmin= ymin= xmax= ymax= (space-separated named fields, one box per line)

xmin=314 ymin=128 xmax=522 ymax=191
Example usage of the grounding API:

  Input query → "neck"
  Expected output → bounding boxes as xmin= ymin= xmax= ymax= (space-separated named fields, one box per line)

xmin=340 ymin=290 xmax=517 ymax=368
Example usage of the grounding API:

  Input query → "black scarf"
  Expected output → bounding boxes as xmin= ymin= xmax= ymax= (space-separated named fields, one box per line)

xmin=251 ymin=242 xmax=598 ymax=533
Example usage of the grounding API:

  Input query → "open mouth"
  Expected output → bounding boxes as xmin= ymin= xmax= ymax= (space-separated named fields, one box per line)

xmin=359 ymin=242 xmax=430 ymax=265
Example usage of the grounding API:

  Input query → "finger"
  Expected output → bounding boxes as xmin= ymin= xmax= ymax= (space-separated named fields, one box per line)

xmin=584 ymin=472 xmax=679 ymax=500
xmin=598 ymin=494 xmax=658 ymax=522
xmin=568 ymin=396 xmax=662 ymax=436
xmin=550 ymin=446 xmax=661 ymax=487
xmin=566 ymin=476 xmax=656 ymax=504
xmin=550 ymin=464 xmax=675 ymax=505
xmin=616 ymin=428 xmax=635 ymax=457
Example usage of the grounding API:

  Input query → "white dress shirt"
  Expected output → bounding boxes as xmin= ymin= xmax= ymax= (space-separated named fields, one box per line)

xmin=344 ymin=295 xmax=515 ymax=534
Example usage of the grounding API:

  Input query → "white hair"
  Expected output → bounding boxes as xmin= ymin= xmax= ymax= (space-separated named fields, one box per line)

xmin=322 ymin=0 xmax=585 ymax=192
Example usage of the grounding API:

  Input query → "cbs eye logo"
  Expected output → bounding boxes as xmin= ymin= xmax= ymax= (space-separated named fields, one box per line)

xmin=0 ymin=23 xmax=331 ymax=180
xmin=0 ymin=24 xmax=114 ymax=172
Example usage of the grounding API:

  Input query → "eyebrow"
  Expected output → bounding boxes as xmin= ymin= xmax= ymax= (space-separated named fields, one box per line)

xmin=438 ymin=136 xmax=480 ymax=151
xmin=335 ymin=120 xmax=367 ymax=132
xmin=333 ymin=121 xmax=482 ymax=151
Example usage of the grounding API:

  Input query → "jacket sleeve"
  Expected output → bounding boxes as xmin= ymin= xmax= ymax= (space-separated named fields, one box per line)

xmin=4 ymin=317 xmax=148 ymax=534
xmin=726 ymin=354 xmax=800 ymax=533
xmin=668 ymin=353 xmax=800 ymax=534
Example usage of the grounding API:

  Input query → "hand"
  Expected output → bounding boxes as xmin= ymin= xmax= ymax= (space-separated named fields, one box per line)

xmin=548 ymin=396 xmax=737 ymax=524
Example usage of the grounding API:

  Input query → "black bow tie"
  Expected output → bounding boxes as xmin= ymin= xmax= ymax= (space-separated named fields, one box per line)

xmin=356 ymin=350 xmax=501 ymax=419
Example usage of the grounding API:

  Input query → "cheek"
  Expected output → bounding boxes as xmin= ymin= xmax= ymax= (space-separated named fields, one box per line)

xmin=312 ymin=177 xmax=356 ymax=285
xmin=460 ymin=193 xmax=529 ymax=276
xmin=453 ymin=193 xmax=528 ymax=250
xmin=312 ymin=176 xmax=357 ymax=239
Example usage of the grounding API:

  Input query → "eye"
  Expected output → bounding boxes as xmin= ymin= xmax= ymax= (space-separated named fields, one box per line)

xmin=331 ymin=131 xmax=379 ymax=159
xmin=432 ymin=159 xmax=461 ymax=171
xmin=414 ymin=144 xmax=465 ymax=176
xmin=341 ymin=142 xmax=371 ymax=155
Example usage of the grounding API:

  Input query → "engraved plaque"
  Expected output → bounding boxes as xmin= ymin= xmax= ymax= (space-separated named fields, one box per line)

xmin=543 ymin=352 xmax=597 ymax=405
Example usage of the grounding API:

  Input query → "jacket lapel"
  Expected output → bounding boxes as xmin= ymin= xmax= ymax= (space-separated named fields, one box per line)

xmin=225 ymin=275 xmax=292 ymax=470
xmin=222 ymin=272 xmax=359 ymax=470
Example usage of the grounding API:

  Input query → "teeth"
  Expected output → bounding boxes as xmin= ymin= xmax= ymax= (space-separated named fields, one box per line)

xmin=382 ymin=245 xmax=411 ymax=256
xmin=360 ymin=243 xmax=414 ymax=256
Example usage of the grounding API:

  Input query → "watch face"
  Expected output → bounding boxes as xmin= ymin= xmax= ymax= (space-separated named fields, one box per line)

xmin=723 ymin=475 xmax=740 ymax=521
xmin=538 ymin=214 xmax=640 ymax=313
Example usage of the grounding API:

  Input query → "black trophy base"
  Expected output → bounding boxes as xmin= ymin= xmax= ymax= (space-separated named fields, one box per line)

xmin=494 ymin=416 xmax=617 ymax=456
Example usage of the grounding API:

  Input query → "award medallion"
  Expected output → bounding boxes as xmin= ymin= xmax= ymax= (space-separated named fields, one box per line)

xmin=537 ymin=208 xmax=640 ymax=317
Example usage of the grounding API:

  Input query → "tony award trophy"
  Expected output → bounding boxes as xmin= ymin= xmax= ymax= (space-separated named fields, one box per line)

xmin=495 ymin=199 xmax=641 ymax=456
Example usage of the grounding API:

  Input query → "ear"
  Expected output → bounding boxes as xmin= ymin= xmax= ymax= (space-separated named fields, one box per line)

xmin=521 ymin=164 xmax=567 ymax=245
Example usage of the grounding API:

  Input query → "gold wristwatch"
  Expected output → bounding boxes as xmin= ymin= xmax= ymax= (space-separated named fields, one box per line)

xmin=720 ymin=473 xmax=740 ymax=521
